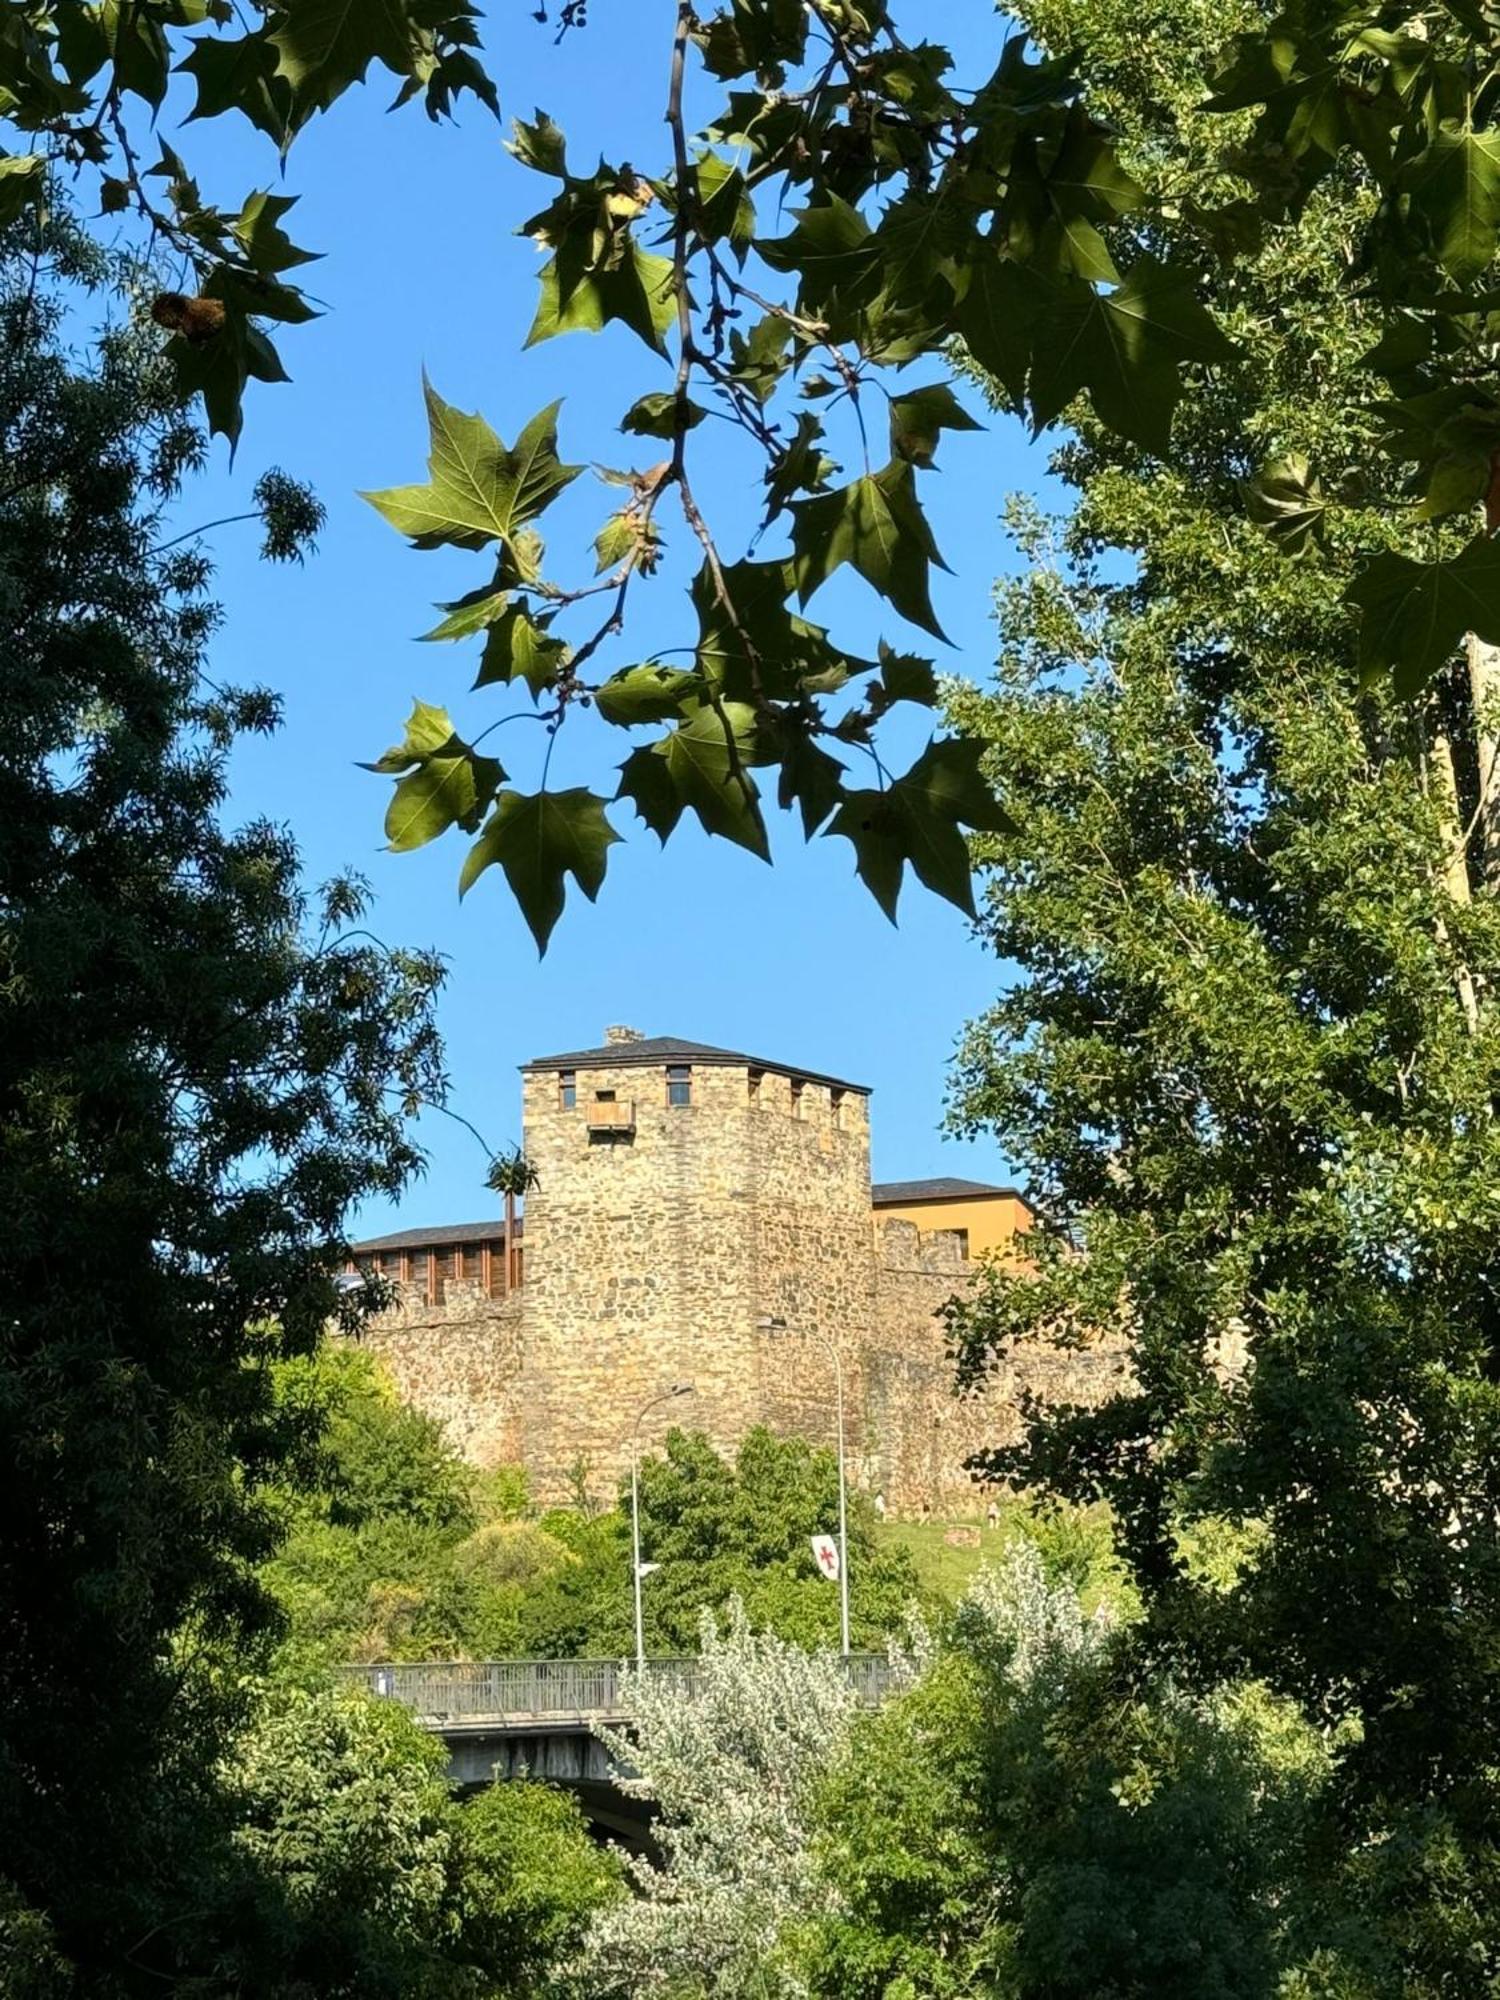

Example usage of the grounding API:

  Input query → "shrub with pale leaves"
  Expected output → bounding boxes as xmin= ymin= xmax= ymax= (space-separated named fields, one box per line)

xmin=581 ymin=1602 xmax=860 ymax=1998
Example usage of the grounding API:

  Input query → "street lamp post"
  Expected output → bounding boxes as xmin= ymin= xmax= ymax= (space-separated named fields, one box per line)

xmin=757 ymin=1316 xmax=850 ymax=1656
xmin=629 ymin=1381 xmax=695 ymax=1671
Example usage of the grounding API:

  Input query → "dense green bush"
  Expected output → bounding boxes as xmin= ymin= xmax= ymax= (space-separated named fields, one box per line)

xmin=263 ymin=1346 xmax=926 ymax=1665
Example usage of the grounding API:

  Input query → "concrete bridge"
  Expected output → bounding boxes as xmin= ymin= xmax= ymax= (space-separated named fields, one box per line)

xmin=347 ymin=1655 xmax=895 ymax=1842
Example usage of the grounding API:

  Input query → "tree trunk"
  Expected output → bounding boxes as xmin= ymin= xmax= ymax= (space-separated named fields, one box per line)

xmin=1428 ymin=707 xmax=1481 ymax=1035
xmin=1467 ymin=634 xmax=1500 ymax=894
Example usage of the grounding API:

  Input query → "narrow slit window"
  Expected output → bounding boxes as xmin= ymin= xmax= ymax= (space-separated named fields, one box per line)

xmin=559 ymin=1069 xmax=576 ymax=1110
xmin=667 ymin=1064 xmax=692 ymax=1108
xmin=830 ymin=1087 xmax=845 ymax=1128
xmin=747 ymin=1066 xmax=763 ymax=1105
xmin=790 ymin=1078 xmax=805 ymax=1119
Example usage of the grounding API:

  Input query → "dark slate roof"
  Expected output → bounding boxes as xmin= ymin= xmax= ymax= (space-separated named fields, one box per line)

xmin=350 ymin=1217 xmax=523 ymax=1255
xmin=521 ymin=1035 xmax=870 ymax=1096
xmin=871 ymin=1177 xmax=1026 ymax=1206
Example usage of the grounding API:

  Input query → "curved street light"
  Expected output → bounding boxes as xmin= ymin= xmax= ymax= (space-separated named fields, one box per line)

xmin=757 ymin=1316 xmax=849 ymax=1656
xmin=629 ymin=1380 xmax=695 ymax=1670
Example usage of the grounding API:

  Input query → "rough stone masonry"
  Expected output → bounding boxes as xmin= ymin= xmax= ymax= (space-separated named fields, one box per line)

xmin=348 ymin=1028 xmax=1124 ymax=1512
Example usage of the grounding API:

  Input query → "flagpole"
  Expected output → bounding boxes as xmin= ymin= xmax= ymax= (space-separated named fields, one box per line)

xmin=629 ymin=1381 xmax=695 ymax=1672
xmin=630 ymin=1432 xmax=645 ymax=1672
xmin=833 ymin=1342 xmax=849 ymax=1658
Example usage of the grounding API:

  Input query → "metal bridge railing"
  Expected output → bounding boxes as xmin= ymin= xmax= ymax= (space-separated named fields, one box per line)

xmin=345 ymin=1653 xmax=895 ymax=1728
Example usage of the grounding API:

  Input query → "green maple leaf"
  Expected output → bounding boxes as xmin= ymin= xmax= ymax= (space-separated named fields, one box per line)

xmin=616 ymin=703 xmax=768 ymax=857
xmin=888 ymin=382 xmax=983 ymax=468
xmin=690 ymin=557 xmax=869 ymax=703
xmin=360 ymin=700 xmax=503 ymax=852
xmin=421 ymin=583 xmax=510 ymax=641
xmin=166 ymin=289 xmax=288 ymax=450
xmin=68 ymin=0 xmax=180 ymax=108
xmin=867 ymin=191 xmax=970 ymax=317
xmin=692 ymin=150 xmax=756 ymax=255
xmin=827 ymin=737 xmax=1015 ymax=920
xmin=953 ymin=252 xmax=1040 ymax=405
xmin=1399 ymin=127 xmax=1500 ymax=282
xmin=473 ymin=604 xmax=568 ymax=696
xmin=1240 ymin=453 xmax=1328 ymax=555
xmin=384 ymin=746 xmax=502 ymax=851
xmin=1044 ymin=105 xmax=1142 ymax=223
xmin=771 ymin=725 xmax=846 ymax=837
xmin=361 ymin=697 xmax=454 ymax=772
xmin=1029 ymin=257 xmax=1235 ymax=454
xmin=878 ymin=644 xmax=939 ymax=706
xmin=1346 ymin=536 xmax=1500 ymax=696
xmin=232 ymin=190 xmax=318 ymax=273
xmin=594 ymin=664 xmax=701 ymax=725
xmin=1204 ymin=26 xmax=1349 ymax=161
xmin=391 ymin=40 xmax=498 ymax=122
xmin=459 ymin=789 xmax=620 ymax=952
xmin=178 ymin=34 xmax=291 ymax=144
xmin=362 ymin=378 xmax=581 ymax=555
xmin=758 ymin=194 xmax=875 ymax=308
xmin=792 ymin=460 xmax=951 ymax=642
xmin=0 ymin=155 xmax=43 ymax=230
xmin=509 ymin=108 xmax=568 ymax=177
xmin=525 ymin=242 xmax=676 ymax=354
xmin=269 ymin=0 xmax=422 ymax=122
xmin=622 ymin=391 xmax=706 ymax=439
xmin=762 ymin=411 xmax=836 ymax=522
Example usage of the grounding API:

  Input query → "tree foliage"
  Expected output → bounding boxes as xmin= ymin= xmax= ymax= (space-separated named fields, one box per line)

xmin=940 ymin=0 xmax=1500 ymax=1986
xmin=216 ymin=1681 xmax=620 ymax=1996
xmin=7 ymin=0 xmax=1500 ymax=951
xmin=264 ymin=1364 xmax=922 ymax=1666
xmin=0 ymin=216 xmax=445 ymax=1987
xmin=583 ymin=1603 xmax=864 ymax=1999
xmin=807 ymin=1545 xmax=1327 ymax=2000
xmin=1203 ymin=3 xmax=1500 ymax=693
xmin=0 ymin=0 xmax=1246 ymax=947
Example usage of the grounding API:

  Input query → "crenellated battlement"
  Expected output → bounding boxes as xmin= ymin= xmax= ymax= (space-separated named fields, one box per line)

xmin=875 ymin=1216 xmax=969 ymax=1274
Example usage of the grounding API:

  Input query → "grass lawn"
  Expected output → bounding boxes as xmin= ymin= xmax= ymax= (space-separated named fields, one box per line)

xmin=876 ymin=1514 xmax=1016 ymax=1602
xmin=879 ymin=1501 xmax=1135 ymax=1619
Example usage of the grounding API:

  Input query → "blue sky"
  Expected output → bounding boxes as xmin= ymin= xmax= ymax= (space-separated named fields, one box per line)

xmin=161 ymin=0 xmax=1053 ymax=1232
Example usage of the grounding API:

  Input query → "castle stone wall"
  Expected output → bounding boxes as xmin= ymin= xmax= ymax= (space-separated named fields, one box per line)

xmin=866 ymin=1219 xmax=1129 ymax=1511
xmin=348 ymin=1039 xmax=1122 ymax=1513
xmin=517 ymin=1060 xmax=765 ymax=1501
xmin=358 ymin=1280 xmax=525 ymax=1466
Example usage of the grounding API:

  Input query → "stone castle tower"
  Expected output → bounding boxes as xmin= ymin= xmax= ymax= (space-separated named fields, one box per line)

xmin=517 ymin=1027 xmax=877 ymax=1498
xmin=349 ymin=1027 xmax=1111 ymax=1511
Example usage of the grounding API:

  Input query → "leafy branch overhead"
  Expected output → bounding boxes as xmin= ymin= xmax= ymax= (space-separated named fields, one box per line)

xmin=0 ymin=0 xmax=1258 ymax=947
xmin=340 ymin=9 xmax=1254 ymax=948
xmin=14 ymin=0 xmax=1500 ymax=939
xmin=1202 ymin=7 xmax=1500 ymax=693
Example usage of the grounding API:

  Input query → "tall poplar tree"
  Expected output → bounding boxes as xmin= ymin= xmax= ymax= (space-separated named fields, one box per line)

xmin=945 ymin=2 xmax=1500 ymax=1987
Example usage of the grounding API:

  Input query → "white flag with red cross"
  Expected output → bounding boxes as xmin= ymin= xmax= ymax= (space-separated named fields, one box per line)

xmin=810 ymin=1534 xmax=840 ymax=1581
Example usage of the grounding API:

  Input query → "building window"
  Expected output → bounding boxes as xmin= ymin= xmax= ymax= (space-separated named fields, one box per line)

xmin=559 ymin=1069 xmax=576 ymax=1110
xmin=790 ymin=1078 xmax=805 ymax=1118
xmin=830 ymin=1087 xmax=845 ymax=1128
xmin=747 ymin=1066 xmax=762 ymax=1104
xmin=595 ymin=1087 xmax=616 ymax=1103
xmin=666 ymin=1064 xmax=692 ymax=1108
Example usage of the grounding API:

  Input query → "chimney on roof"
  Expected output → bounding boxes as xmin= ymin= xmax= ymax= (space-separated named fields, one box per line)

xmin=605 ymin=1025 xmax=645 ymax=1045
